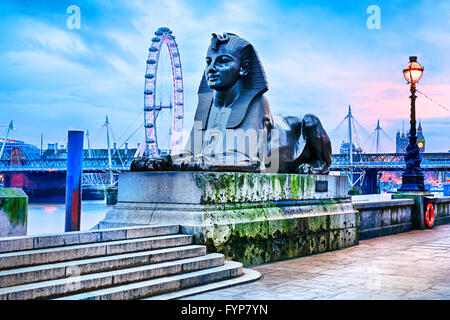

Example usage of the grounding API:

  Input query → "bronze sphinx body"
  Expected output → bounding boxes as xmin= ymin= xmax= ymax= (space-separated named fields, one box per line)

xmin=131 ymin=33 xmax=332 ymax=174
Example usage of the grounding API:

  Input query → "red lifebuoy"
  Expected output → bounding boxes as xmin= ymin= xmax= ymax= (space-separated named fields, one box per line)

xmin=425 ymin=203 xmax=435 ymax=227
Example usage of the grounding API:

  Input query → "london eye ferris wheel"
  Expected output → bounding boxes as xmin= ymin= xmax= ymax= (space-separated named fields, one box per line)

xmin=143 ymin=27 xmax=184 ymax=157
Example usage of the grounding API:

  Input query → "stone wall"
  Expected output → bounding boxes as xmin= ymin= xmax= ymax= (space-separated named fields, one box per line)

xmin=354 ymin=199 xmax=414 ymax=240
xmin=435 ymin=197 xmax=450 ymax=226
xmin=182 ymin=200 xmax=359 ymax=266
xmin=0 ymin=188 xmax=28 ymax=237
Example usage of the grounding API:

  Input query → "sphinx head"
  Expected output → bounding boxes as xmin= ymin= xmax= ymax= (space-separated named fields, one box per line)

xmin=205 ymin=33 xmax=252 ymax=91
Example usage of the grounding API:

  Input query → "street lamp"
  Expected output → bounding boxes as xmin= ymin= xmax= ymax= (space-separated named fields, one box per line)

xmin=398 ymin=56 xmax=425 ymax=192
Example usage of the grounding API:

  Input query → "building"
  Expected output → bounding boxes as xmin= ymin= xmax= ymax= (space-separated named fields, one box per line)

xmin=396 ymin=120 xmax=425 ymax=153
xmin=42 ymin=143 xmax=67 ymax=159
xmin=396 ymin=131 xmax=408 ymax=153
xmin=395 ymin=120 xmax=425 ymax=153
xmin=417 ymin=120 xmax=425 ymax=152
xmin=340 ymin=142 xmax=363 ymax=155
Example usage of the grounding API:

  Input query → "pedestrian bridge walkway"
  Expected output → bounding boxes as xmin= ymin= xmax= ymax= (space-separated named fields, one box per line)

xmin=184 ymin=224 xmax=450 ymax=300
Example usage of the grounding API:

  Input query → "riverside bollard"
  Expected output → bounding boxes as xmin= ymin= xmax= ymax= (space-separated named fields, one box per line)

xmin=65 ymin=130 xmax=84 ymax=232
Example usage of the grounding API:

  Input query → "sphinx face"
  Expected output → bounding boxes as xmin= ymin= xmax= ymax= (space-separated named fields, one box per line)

xmin=205 ymin=52 xmax=241 ymax=91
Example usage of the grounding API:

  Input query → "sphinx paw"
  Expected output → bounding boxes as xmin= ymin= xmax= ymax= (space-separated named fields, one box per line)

xmin=130 ymin=157 xmax=148 ymax=171
xmin=298 ymin=161 xmax=329 ymax=175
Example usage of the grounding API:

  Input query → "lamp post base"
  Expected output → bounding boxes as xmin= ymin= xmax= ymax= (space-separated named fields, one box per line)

xmin=398 ymin=172 xmax=425 ymax=192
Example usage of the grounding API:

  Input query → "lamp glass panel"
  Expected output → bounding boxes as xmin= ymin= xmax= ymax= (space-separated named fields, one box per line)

xmin=403 ymin=62 xmax=423 ymax=83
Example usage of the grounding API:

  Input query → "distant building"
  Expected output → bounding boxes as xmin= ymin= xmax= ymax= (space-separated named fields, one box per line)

xmin=396 ymin=131 xmax=408 ymax=153
xmin=396 ymin=120 xmax=425 ymax=153
xmin=42 ymin=143 xmax=67 ymax=159
xmin=417 ymin=120 xmax=425 ymax=152
xmin=339 ymin=142 xmax=363 ymax=155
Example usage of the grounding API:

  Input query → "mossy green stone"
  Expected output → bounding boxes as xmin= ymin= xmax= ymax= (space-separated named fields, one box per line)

xmin=0 ymin=188 xmax=28 ymax=227
xmin=0 ymin=198 xmax=27 ymax=226
xmin=290 ymin=175 xmax=299 ymax=198
xmin=307 ymin=216 xmax=326 ymax=233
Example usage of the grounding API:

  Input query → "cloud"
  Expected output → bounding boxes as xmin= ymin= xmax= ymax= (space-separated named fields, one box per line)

xmin=19 ymin=18 xmax=90 ymax=55
xmin=1 ymin=0 xmax=450 ymax=153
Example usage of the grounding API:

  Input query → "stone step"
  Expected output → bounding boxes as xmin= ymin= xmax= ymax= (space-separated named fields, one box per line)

xmin=144 ymin=268 xmax=262 ymax=300
xmin=0 ymin=225 xmax=180 ymax=254
xmin=0 ymin=234 xmax=193 ymax=270
xmin=54 ymin=261 xmax=243 ymax=300
xmin=0 ymin=254 xmax=225 ymax=300
xmin=0 ymin=245 xmax=206 ymax=288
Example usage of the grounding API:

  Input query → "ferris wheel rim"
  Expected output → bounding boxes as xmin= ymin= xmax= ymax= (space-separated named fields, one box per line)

xmin=144 ymin=27 xmax=184 ymax=157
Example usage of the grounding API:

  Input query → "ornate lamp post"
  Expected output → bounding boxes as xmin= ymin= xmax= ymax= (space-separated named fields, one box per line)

xmin=398 ymin=56 xmax=425 ymax=192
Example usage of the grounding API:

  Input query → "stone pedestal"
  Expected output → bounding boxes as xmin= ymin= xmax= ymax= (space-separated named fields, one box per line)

xmin=97 ymin=172 xmax=358 ymax=266
xmin=0 ymin=188 xmax=28 ymax=237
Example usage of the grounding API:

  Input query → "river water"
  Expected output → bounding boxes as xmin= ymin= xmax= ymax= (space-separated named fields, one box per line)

xmin=27 ymin=200 xmax=111 ymax=235
xmin=26 ymin=193 xmax=445 ymax=236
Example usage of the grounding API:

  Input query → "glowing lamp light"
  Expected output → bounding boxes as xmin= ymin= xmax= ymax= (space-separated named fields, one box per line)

xmin=403 ymin=56 xmax=424 ymax=85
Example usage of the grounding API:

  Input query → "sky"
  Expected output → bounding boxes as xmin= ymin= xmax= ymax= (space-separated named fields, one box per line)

xmin=1 ymin=0 xmax=449 ymax=153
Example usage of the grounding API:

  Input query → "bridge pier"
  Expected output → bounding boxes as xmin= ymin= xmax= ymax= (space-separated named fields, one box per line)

xmin=3 ymin=172 xmax=66 ymax=203
xmin=362 ymin=168 xmax=379 ymax=195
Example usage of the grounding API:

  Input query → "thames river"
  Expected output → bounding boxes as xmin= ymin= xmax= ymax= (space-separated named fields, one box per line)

xmin=27 ymin=200 xmax=111 ymax=235
xmin=25 ymin=193 xmax=444 ymax=236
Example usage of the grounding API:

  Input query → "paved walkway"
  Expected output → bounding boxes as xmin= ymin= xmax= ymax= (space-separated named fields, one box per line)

xmin=183 ymin=224 xmax=450 ymax=300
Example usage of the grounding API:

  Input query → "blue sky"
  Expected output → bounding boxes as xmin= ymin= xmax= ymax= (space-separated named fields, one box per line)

xmin=1 ymin=0 xmax=449 ymax=153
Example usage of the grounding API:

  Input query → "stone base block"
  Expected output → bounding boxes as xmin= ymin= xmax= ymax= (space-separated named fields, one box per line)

xmin=435 ymin=197 xmax=450 ymax=226
xmin=0 ymin=188 xmax=28 ymax=237
xmin=97 ymin=172 xmax=358 ymax=266
xmin=393 ymin=192 xmax=433 ymax=230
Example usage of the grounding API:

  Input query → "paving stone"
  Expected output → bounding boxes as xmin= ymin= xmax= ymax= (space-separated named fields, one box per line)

xmin=185 ymin=224 xmax=450 ymax=300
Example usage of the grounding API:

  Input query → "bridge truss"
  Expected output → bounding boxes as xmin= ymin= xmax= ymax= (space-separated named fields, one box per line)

xmin=331 ymin=152 xmax=450 ymax=194
xmin=1 ymin=152 xmax=449 ymax=173
xmin=331 ymin=153 xmax=450 ymax=171
xmin=0 ymin=150 xmax=134 ymax=173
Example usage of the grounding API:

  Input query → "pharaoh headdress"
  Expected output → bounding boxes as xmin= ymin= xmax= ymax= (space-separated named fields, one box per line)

xmin=194 ymin=33 xmax=269 ymax=129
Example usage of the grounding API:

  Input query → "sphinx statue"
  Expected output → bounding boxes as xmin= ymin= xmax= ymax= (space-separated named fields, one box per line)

xmin=131 ymin=32 xmax=332 ymax=174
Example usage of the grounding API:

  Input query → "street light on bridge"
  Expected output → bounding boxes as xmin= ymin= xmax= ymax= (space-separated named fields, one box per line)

xmin=398 ymin=56 xmax=425 ymax=192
